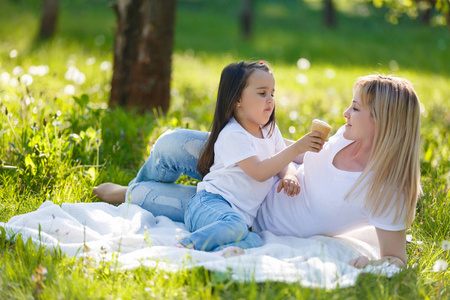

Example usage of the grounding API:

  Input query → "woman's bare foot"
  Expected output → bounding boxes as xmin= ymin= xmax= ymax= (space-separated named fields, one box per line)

xmin=93 ymin=183 xmax=127 ymax=204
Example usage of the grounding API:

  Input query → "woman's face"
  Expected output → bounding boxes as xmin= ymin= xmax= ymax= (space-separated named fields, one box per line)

xmin=342 ymin=93 xmax=375 ymax=144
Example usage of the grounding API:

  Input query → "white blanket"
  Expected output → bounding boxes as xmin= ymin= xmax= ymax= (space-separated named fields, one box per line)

xmin=0 ymin=201 xmax=399 ymax=289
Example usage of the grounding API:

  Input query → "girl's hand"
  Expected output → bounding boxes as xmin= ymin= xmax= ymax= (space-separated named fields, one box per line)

xmin=276 ymin=175 xmax=300 ymax=196
xmin=295 ymin=132 xmax=324 ymax=154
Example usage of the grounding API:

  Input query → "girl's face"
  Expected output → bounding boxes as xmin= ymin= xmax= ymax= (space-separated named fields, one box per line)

xmin=342 ymin=93 xmax=375 ymax=144
xmin=234 ymin=69 xmax=275 ymax=135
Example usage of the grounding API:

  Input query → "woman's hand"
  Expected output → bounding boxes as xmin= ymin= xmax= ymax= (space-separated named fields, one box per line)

xmin=349 ymin=228 xmax=407 ymax=269
xmin=277 ymin=175 xmax=300 ymax=196
xmin=349 ymin=255 xmax=405 ymax=269
xmin=349 ymin=256 xmax=370 ymax=268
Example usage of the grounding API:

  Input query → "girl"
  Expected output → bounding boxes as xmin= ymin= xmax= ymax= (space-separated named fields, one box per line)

xmin=172 ymin=61 xmax=323 ymax=251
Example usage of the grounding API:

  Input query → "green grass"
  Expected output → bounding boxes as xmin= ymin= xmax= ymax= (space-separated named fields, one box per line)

xmin=1 ymin=0 xmax=449 ymax=298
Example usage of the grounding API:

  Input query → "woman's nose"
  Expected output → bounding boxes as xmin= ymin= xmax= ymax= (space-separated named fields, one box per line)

xmin=343 ymin=107 xmax=350 ymax=118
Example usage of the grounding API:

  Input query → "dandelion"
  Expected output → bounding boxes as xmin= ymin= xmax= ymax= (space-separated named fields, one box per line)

xmin=65 ymin=66 xmax=86 ymax=85
xmin=289 ymin=126 xmax=296 ymax=134
xmin=12 ymin=66 xmax=24 ymax=77
xmin=325 ymin=68 xmax=336 ymax=79
xmin=279 ymin=96 xmax=289 ymax=107
xmin=1 ymin=72 xmax=10 ymax=85
xmin=28 ymin=65 xmax=49 ymax=77
xmin=326 ymin=87 xmax=336 ymax=96
xmin=20 ymin=74 xmax=33 ymax=86
xmin=33 ymin=107 xmax=38 ymax=114
xmin=419 ymin=102 xmax=427 ymax=117
xmin=289 ymin=110 xmax=299 ymax=121
xmin=9 ymin=49 xmax=18 ymax=58
xmin=184 ymin=48 xmax=195 ymax=57
xmin=24 ymin=96 xmax=31 ymax=106
xmin=442 ymin=240 xmax=450 ymax=251
xmin=9 ymin=78 xmax=19 ymax=88
xmin=100 ymin=61 xmax=112 ymax=71
xmin=64 ymin=84 xmax=76 ymax=95
xmin=432 ymin=259 xmax=448 ymax=272
xmin=297 ymin=58 xmax=310 ymax=70
xmin=86 ymin=57 xmax=96 ymax=65
xmin=296 ymin=74 xmax=308 ymax=85
xmin=389 ymin=60 xmax=399 ymax=72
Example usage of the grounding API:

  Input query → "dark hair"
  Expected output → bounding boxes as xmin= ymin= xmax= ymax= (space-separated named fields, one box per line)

xmin=197 ymin=61 xmax=276 ymax=178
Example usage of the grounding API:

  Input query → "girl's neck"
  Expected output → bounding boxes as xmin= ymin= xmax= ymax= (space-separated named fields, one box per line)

xmin=234 ymin=116 xmax=264 ymax=138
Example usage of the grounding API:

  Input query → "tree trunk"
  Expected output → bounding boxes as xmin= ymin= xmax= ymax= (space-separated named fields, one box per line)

xmin=417 ymin=0 xmax=435 ymax=25
xmin=324 ymin=0 xmax=337 ymax=28
xmin=39 ymin=0 xmax=60 ymax=39
xmin=110 ymin=0 xmax=177 ymax=114
xmin=420 ymin=8 xmax=432 ymax=24
xmin=240 ymin=0 xmax=253 ymax=40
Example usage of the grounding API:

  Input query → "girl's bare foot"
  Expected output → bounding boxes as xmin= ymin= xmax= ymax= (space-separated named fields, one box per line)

xmin=214 ymin=246 xmax=245 ymax=258
xmin=93 ymin=183 xmax=127 ymax=204
xmin=171 ymin=243 xmax=193 ymax=249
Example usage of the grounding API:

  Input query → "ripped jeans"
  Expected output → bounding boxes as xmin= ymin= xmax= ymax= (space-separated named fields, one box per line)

xmin=126 ymin=129 xmax=262 ymax=251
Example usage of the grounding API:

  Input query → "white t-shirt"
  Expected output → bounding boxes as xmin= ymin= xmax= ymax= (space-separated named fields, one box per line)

xmin=253 ymin=126 xmax=406 ymax=237
xmin=197 ymin=117 xmax=286 ymax=226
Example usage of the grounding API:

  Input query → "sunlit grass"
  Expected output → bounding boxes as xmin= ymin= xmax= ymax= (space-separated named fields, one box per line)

xmin=0 ymin=0 xmax=449 ymax=298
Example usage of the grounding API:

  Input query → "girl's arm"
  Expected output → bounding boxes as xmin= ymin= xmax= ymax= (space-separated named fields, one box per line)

xmin=349 ymin=228 xmax=407 ymax=268
xmin=283 ymin=138 xmax=306 ymax=164
xmin=237 ymin=132 xmax=323 ymax=182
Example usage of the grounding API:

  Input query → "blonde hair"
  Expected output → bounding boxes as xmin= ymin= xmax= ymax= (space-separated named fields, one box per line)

xmin=348 ymin=74 xmax=422 ymax=227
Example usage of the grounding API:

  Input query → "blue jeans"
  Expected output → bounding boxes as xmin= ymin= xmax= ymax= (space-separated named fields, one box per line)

xmin=126 ymin=129 xmax=262 ymax=251
xmin=127 ymin=129 xmax=206 ymax=222
xmin=180 ymin=190 xmax=262 ymax=251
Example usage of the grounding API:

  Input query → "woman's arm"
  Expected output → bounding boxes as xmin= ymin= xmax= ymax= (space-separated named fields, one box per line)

xmin=349 ymin=228 xmax=407 ymax=268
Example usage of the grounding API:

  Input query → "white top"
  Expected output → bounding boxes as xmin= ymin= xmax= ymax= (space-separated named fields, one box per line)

xmin=253 ymin=126 xmax=406 ymax=237
xmin=197 ymin=117 xmax=286 ymax=226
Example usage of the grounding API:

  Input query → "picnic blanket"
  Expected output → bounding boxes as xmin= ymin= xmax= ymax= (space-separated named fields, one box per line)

xmin=0 ymin=201 xmax=400 ymax=289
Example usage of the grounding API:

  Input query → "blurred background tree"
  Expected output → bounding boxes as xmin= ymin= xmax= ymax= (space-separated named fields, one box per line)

xmin=34 ymin=0 xmax=449 ymax=114
xmin=368 ymin=0 xmax=449 ymax=28
xmin=39 ymin=0 xmax=60 ymax=39
xmin=109 ymin=0 xmax=177 ymax=114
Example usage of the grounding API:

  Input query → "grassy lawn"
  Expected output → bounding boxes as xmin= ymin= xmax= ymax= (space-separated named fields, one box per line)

xmin=0 ymin=0 xmax=449 ymax=298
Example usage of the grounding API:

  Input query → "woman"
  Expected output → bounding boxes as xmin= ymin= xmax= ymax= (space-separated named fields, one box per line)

xmin=94 ymin=74 xmax=422 ymax=268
